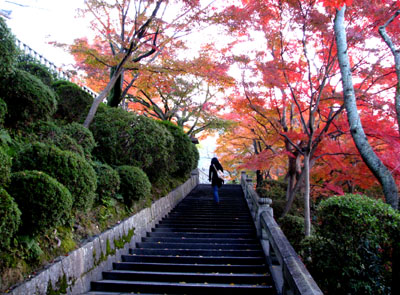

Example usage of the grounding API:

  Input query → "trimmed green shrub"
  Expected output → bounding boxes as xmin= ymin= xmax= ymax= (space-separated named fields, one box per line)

xmin=157 ymin=121 xmax=198 ymax=177
xmin=190 ymin=142 xmax=200 ymax=170
xmin=0 ymin=69 xmax=57 ymax=127
xmin=301 ymin=194 xmax=400 ymax=295
xmin=28 ymin=121 xmax=85 ymax=157
xmin=277 ymin=214 xmax=304 ymax=252
xmin=62 ymin=122 xmax=96 ymax=156
xmin=91 ymin=107 xmax=174 ymax=182
xmin=52 ymin=80 xmax=93 ymax=123
xmin=92 ymin=161 xmax=120 ymax=202
xmin=0 ymin=146 xmax=11 ymax=186
xmin=0 ymin=18 xmax=18 ymax=77
xmin=257 ymin=179 xmax=302 ymax=217
xmin=13 ymin=142 xmax=97 ymax=211
xmin=17 ymin=61 xmax=54 ymax=86
xmin=0 ymin=187 xmax=21 ymax=249
xmin=9 ymin=170 xmax=73 ymax=235
xmin=117 ymin=165 xmax=151 ymax=208
xmin=0 ymin=98 xmax=7 ymax=127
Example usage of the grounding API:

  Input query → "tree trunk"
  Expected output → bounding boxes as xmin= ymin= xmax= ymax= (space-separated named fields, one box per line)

xmin=107 ymin=67 xmax=124 ymax=107
xmin=334 ymin=6 xmax=399 ymax=210
xmin=378 ymin=10 xmax=400 ymax=135
xmin=303 ymin=153 xmax=311 ymax=237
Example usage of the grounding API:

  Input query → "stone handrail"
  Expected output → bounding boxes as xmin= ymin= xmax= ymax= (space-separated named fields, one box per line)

xmin=15 ymin=38 xmax=99 ymax=98
xmin=240 ymin=172 xmax=323 ymax=295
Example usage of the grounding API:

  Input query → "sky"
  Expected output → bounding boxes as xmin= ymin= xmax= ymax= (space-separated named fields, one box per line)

xmin=1 ymin=0 xmax=89 ymax=68
xmin=0 ymin=0 xmax=219 ymax=182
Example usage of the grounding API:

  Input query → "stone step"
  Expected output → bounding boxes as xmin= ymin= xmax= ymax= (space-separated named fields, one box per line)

xmin=90 ymin=280 xmax=275 ymax=294
xmin=151 ymin=227 xmax=256 ymax=234
xmin=147 ymin=231 xmax=257 ymax=239
xmin=101 ymin=270 xmax=271 ymax=284
xmin=113 ymin=262 xmax=269 ymax=273
xmin=122 ymin=254 xmax=266 ymax=265
xmin=156 ymin=223 xmax=254 ymax=229
xmin=129 ymin=248 xmax=264 ymax=257
xmin=141 ymin=236 xmax=258 ymax=244
xmin=136 ymin=242 xmax=261 ymax=250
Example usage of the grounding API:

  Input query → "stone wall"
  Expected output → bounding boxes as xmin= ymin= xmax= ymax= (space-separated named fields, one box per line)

xmin=10 ymin=170 xmax=199 ymax=295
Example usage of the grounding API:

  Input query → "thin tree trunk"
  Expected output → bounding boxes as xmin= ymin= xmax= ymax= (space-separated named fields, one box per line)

xmin=378 ymin=10 xmax=400 ymax=135
xmin=303 ymin=153 xmax=311 ymax=236
xmin=107 ymin=67 xmax=124 ymax=107
xmin=334 ymin=6 xmax=399 ymax=209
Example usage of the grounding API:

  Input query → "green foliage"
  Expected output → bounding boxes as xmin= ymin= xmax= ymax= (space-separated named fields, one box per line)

xmin=28 ymin=121 xmax=85 ymax=157
xmin=0 ymin=69 xmax=57 ymax=127
xmin=13 ymin=142 xmax=97 ymax=212
xmin=0 ymin=187 xmax=21 ymax=249
xmin=9 ymin=171 xmax=73 ymax=235
xmin=0 ymin=18 xmax=18 ymax=78
xmin=62 ymin=122 xmax=96 ymax=156
xmin=92 ymin=161 xmax=120 ymax=203
xmin=91 ymin=107 xmax=174 ymax=182
xmin=191 ymin=143 xmax=200 ymax=170
xmin=0 ymin=97 xmax=7 ymax=127
xmin=256 ymin=179 xmax=302 ymax=217
xmin=157 ymin=121 xmax=198 ymax=177
xmin=52 ymin=80 xmax=93 ymax=123
xmin=0 ymin=146 xmax=12 ymax=186
xmin=116 ymin=165 xmax=151 ymax=208
xmin=301 ymin=194 xmax=400 ymax=295
xmin=17 ymin=61 xmax=54 ymax=86
xmin=277 ymin=214 xmax=304 ymax=252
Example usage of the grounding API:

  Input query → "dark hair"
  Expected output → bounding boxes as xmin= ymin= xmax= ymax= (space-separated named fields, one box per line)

xmin=211 ymin=157 xmax=223 ymax=171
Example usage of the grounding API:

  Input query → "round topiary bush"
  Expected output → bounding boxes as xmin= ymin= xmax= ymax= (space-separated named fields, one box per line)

xmin=277 ymin=214 xmax=305 ymax=252
xmin=116 ymin=165 xmax=151 ymax=207
xmin=62 ymin=122 xmax=96 ymax=156
xmin=91 ymin=107 xmax=174 ymax=182
xmin=17 ymin=61 xmax=54 ymax=86
xmin=0 ymin=69 xmax=57 ymax=127
xmin=92 ymin=161 xmax=120 ymax=203
xmin=157 ymin=121 xmax=198 ymax=178
xmin=0 ymin=187 xmax=21 ymax=249
xmin=0 ymin=98 xmax=7 ymax=127
xmin=52 ymin=80 xmax=93 ymax=123
xmin=0 ymin=18 xmax=18 ymax=78
xmin=9 ymin=170 xmax=73 ymax=235
xmin=0 ymin=146 xmax=12 ymax=186
xmin=301 ymin=194 xmax=400 ymax=295
xmin=29 ymin=121 xmax=85 ymax=157
xmin=13 ymin=142 xmax=97 ymax=211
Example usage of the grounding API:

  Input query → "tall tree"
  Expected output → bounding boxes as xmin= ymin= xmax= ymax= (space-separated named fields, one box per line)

xmin=74 ymin=0 xmax=210 ymax=127
xmin=334 ymin=4 xmax=399 ymax=209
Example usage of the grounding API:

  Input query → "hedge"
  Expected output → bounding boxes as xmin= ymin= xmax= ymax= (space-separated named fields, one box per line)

xmin=117 ymin=165 xmax=151 ymax=208
xmin=90 ymin=107 xmax=174 ymax=182
xmin=0 ymin=69 xmax=57 ymax=127
xmin=52 ymin=80 xmax=93 ymax=123
xmin=0 ymin=187 xmax=21 ymax=249
xmin=301 ymin=194 xmax=400 ymax=295
xmin=0 ymin=18 xmax=18 ymax=78
xmin=9 ymin=170 xmax=73 ymax=235
xmin=13 ymin=142 xmax=97 ymax=211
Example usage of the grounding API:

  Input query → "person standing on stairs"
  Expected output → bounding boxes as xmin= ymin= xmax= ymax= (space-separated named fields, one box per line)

xmin=209 ymin=157 xmax=224 ymax=204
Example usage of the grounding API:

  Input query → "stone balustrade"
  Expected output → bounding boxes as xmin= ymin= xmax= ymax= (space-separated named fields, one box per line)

xmin=240 ymin=172 xmax=323 ymax=295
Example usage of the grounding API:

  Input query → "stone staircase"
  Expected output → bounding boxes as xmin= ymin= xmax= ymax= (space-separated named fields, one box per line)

xmin=84 ymin=184 xmax=277 ymax=294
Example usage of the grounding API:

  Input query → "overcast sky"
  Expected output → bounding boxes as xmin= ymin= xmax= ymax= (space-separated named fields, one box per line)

xmin=2 ymin=0 xmax=89 ymax=67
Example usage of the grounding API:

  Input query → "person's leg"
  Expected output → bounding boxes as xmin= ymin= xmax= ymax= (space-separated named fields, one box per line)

xmin=213 ymin=185 xmax=219 ymax=203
